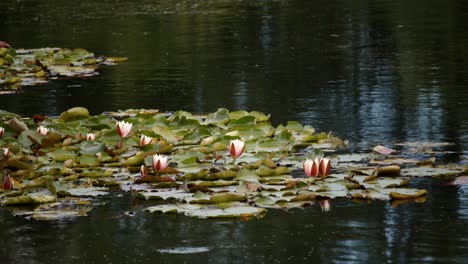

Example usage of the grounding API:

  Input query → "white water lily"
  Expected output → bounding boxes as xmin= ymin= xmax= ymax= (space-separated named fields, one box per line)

xmin=303 ymin=158 xmax=320 ymax=177
xmin=319 ymin=158 xmax=331 ymax=177
xmin=3 ymin=147 xmax=10 ymax=157
xmin=86 ymin=133 xmax=96 ymax=141
xmin=116 ymin=121 xmax=132 ymax=138
xmin=229 ymin=139 xmax=245 ymax=159
xmin=152 ymin=154 xmax=169 ymax=173
xmin=37 ymin=126 xmax=49 ymax=135
xmin=140 ymin=135 xmax=152 ymax=147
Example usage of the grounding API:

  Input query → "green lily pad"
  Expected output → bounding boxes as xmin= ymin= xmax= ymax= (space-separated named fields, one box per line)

xmin=47 ymin=148 xmax=77 ymax=162
xmin=145 ymin=202 xmax=266 ymax=219
xmin=79 ymin=141 xmax=105 ymax=155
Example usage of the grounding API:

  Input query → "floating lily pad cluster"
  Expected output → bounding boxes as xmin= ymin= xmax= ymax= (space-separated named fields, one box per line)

xmin=0 ymin=46 xmax=127 ymax=91
xmin=0 ymin=107 xmax=466 ymax=220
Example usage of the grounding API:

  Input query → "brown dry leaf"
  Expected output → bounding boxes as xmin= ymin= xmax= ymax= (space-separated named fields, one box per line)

xmin=245 ymin=183 xmax=262 ymax=192
xmin=446 ymin=176 xmax=468 ymax=186
xmin=376 ymin=165 xmax=401 ymax=176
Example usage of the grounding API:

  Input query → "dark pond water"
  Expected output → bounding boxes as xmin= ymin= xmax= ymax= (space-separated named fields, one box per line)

xmin=0 ymin=0 xmax=467 ymax=263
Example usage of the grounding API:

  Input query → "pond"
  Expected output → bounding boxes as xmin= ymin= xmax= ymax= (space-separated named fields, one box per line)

xmin=0 ymin=0 xmax=467 ymax=263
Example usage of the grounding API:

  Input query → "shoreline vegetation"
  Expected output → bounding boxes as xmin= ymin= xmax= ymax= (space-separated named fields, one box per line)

xmin=0 ymin=107 xmax=465 ymax=220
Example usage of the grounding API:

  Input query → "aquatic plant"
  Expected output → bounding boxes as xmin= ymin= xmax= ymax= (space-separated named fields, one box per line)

xmin=0 ymin=45 xmax=127 ymax=92
xmin=0 ymin=107 xmax=464 ymax=220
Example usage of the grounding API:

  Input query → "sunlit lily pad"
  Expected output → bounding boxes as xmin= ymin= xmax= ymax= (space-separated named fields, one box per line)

xmin=145 ymin=202 xmax=266 ymax=219
xmin=401 ymin=166 xmax=462 ymax=178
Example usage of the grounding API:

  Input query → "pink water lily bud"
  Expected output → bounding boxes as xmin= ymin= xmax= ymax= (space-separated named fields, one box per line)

xmin=140 ymin=165 xmax=147 ymax=177
xmin=319 ymin=158 xmax=331 ymax=177
xmin=229 ymin=139 xmax=245 ymax=159
xmin=86 ymin=133 xmax=96 ymax=141
xmin=152 ymin=154 xmax=169 ymax=173
xmin=320 ymin=199 xmax=331 ymax=212
xmin=303 ymin=158 xmax=320 ymax=177
xmin=140 ymin=135 xmax=152 ymax=147
xmin=2 ymin=175 xmax=13 ymax=190
xmin=116 ymin=121 xmax=132 ymax=138
xmin=0 ymin=127 xmax=4 ymax=137
xmin=37 ymin=126 xmax=49 ymax=135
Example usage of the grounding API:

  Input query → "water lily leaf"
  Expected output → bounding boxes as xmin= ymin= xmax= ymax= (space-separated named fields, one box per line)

xmin=15 ymin=208 xmax=90 ymax=221
xmin=209 ymin=192 xmax=246 ymax=204
xmin=210 ymin=170 xmax=237 ymax=180
xmin=336 ymin=154 xmax=369 ymax=164
xmin=105 ymin=57 xmax=128 ymax=63
xmin=146 ymin=202 xmax=266 ymax=219
xmin=228 ymin=110 xmax=249 ymax=120
xmin=5 ymin=117 xmax=28 ymax=134
xmin=47 ymin=149 xmax=77 ymax=162
xmin=349 ymin=189 xmax=390 ymax=200
xmin=79 ymin=155 xmax=100 ymax=167
xmin=389 ymin=189 xmax=427 ymax=199
xmin=234 ymin=169 xmax=260 ymax=182
xmin=172 ymin=150 xmax=204 ymax=166
xmin=361 ymin=177 xmax=409 ymax=189
xmin=227 ymin=116 xmax=256 ymax=128
xmin=255 ymin=139 xmax=285 ymax=152
xmin=370 ymin=157 xmax=423 ymax=166
xmin=401 ymin=167 xmax=462 ymax=178
xmin=58 ymin=107 xmax=90 ymax=122
xmin=2 ymin=190 xmax=57 ymax=205
xmin=205 ymin=108 xmax=230 ymax=125
xmin=79 ymin=141 xmax=105 ymax=155
xmin=254 ymin=196 xmax=312 ymax=209
xmin=11 ymin=198 xmax=93 ymax=220
xmin=145 ymin=203 xmax=202 ymax=214
xmin=124 ymin=155 xmax=145 ymax=166
xmin=80 ymin=169 xmax=113 ymax=178
xmin=141 ymin=140 xmax=173 ymax=154
xmin=137 ymin=189 xmax=192 ymax=201
xmin=152 ymin=125 xmax=182 ymax=143
xmin=18 ymin=130 xmax=46 ymax=147
xmin=67 ymin=187 xmax=109 ymax=197
xmin=48 ymin=65 xmax=96 ymax=77
xmin=181 ymin=127 xmax=212 ymax=144
xmin=249 ymin=111 xmax=270 ymax=122
xmin=5 ymin=158 xmax=34 ymax=170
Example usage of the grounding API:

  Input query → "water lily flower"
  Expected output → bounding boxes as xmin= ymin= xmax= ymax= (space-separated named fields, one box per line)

xmin=0 ymin=41 xmax=10 ymax=49
xmin=319 ymin=158 xmax=331 ymax=177
xmin=152 ymin=154 xmax=169 ymax=174
xmin=3 ymin=147 xmax=10 ymax=157
xmin=140 ymin=165 xmax=147 ymax=177
xmin=2 ymin=175 xmax=13 ymax=190
xmin=140 ymin=135 xmax=152 ymax=147
xmin=37 ymin=126 xmax=49 ymax=135
xmin=303 ymin=158 xmax=320 ymax=177
xmin=320 ymin=199 xmax=331 ymax=212
xmin=86 ymin=133 xmax=96 ymax=141
xmin=229 ymin=139 xmax=245 ymax=159
xmin=116 ymin=121 xmax=132 ymax=138
xmin=0 ymin=127 xmax=4 ymax=137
